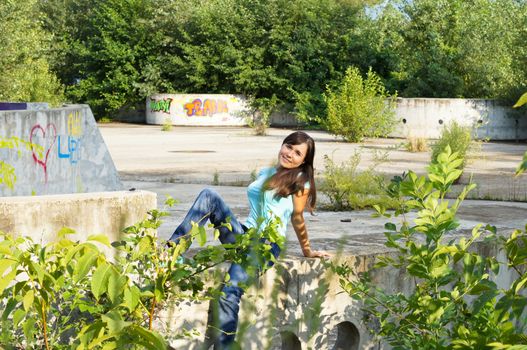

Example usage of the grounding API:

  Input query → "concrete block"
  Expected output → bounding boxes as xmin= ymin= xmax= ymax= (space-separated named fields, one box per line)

xmin=0 ymin=191 xmax=157 ymax=254
xmin=0 ymin=104 xmax=123 ymax=196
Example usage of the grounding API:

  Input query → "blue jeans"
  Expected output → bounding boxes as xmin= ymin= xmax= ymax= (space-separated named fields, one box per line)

xmin=168 ymin=188 xmax=281 ymax=348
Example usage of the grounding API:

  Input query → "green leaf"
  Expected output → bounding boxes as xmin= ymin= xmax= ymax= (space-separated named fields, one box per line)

xmin=428 ymin=173 xmax=445 ymax=185
xmin=126 ymin=324 xmax=167 ymax=350
xmin=2 ymin=298 xmax=17 ymax=320
xmin=101 ymin=311 xmax=131 ymax=334
xmin=108 ymin=269 xmax=127 ymax=303
xmin=198 ymin=226 xmax=207 ymax=247
xmin=384 ymin=223 xmax=397 ymax=231
xmin=55 ymin=238 xmax=75 ymax=249
xmin=73 ymin=249 xmax=98 ymax=283
xmin=57 ymin=227 xmax=76 ymax=238
xmin=0 ymin=269 xmax=17 ymax=294
xmin=13 ymin=308 xmax=25 ymax=327
xmin=445 ymin=169 xmax=463 ymax=184
xmin=87 ymin=234 xmax=111 ymax=247
xmin=0 ymin=240 xmax=13 ymax=255
xmin=0 ymin=258 xmax=16 ymax=276
xmin=91 ymin=262 xmax=112 ymax=300
xmin=514 ymin=275 xmax=527 ymax=294
xmin=27 ymin=261 xmax=45 ymax=285
xmin=22 ymin=290 xmax=34 ymax=311
xmin=22 ymin=317 xmax=36 ymax=340
xmin=513 ymin=92 xmax=527 ymax=108
xmin=123 ymin=285 xmax=141 ymax=312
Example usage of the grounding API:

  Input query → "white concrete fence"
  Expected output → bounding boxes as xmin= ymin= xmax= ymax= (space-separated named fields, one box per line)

xmin=146 ymin=95 xmax=526 ymax=140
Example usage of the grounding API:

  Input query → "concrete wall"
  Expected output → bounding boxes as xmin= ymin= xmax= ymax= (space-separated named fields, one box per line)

xmin=0 ymin=190 xmax=156 ymax=256
xmin=146 ymin=94 xmax=248 ymax=126
xmin=391 ymin=98 xmax=525 ymax=140
xmin=0 ymin=104 xmax=123 ymax=196
xmin=146 ymin=96 xmax=525 ymax=140
xmin=156 ymin=239 xmax=515 ymax=350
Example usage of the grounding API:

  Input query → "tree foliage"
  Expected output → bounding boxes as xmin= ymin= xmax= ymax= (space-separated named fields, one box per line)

xmin=373 ymin=0 xmax=527 ymax=101
xmin=0 ymin=0 xmax=63 ymax=105
xmin=2 ymin=0 xmax=526 ymax=120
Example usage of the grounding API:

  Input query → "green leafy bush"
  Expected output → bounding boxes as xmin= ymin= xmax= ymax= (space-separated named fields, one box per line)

xmin=0 ymin=198 xmax=283 ymax=349
xmin=324 ymin=67 xmax=397 ymax=142
xmin=431 ymin=121 xmax=473 ymax=170
xmin=332 ymin=146 xmax=527 ymax=349
xmin=245 ymin=96 xmax=278 ymax=136
xmin=320 ymin=152 xmax=401 ymax=210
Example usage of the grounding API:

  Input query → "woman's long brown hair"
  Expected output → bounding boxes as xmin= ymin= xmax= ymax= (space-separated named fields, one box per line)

xmin=266 ymin=131 xmax=317 ymax=213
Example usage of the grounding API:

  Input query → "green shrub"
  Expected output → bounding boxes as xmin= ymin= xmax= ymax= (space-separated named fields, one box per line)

xmin=332 ymin=146 xmax=527 ymax=349
xmin=0 ymin=197 xmax=283 ymax=349
xmin=431 ymin=121 xmax=473 ymax=169
xmin=324 ymin=67 xmax=397 ymax=142
xmin=245 ymin=96 xmax=278 ymax=136
xmin=97 ymin=116 xmax=113 ymax=124
xmin=320 ymin=152 xmax=401 ymax=210
xmin=161 ymin=117 xmax=172 ymax=131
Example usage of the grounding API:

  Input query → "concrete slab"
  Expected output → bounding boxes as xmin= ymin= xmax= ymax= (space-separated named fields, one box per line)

xmin=101 ymin=125 xmax=527 ymax=202
xmin=121 ymin=181 xmax=527 ymax=257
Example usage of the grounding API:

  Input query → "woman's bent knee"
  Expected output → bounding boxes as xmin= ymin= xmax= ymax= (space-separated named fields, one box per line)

xmin=199 ymin=188 xmax=219 ymax=199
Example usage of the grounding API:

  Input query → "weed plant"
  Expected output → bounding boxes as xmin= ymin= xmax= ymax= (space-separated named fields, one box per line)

xmin=332 ymin=146 xmax=527 ymax=349
xmin=320 ymin=152 xmax=401 ymax=210
xmin=405 ymin=136 xmax=429 ymax=152
xmin=161 ymin=117 xmax=172 ymax=131
xmin=97 ymin=117 xmax=112 ymax=124
xmin=431 ymin=121 xmax=474 ymax=170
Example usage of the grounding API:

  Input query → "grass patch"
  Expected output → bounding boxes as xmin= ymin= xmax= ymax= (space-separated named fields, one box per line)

xmin=405 ymin=136 xmax=429 ymax=152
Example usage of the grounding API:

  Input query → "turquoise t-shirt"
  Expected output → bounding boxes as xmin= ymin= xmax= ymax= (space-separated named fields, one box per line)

xmin=245 ymin=167 xmax=309 ymax=237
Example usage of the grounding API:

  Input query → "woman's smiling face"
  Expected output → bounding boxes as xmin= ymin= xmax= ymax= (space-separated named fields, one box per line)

xmin=278 ymin=142 xmax=308 ymax=169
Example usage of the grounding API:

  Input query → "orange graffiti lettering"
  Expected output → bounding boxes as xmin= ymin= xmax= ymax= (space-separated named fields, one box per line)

xmin=183 ymin=99 xmax=229 ymax=117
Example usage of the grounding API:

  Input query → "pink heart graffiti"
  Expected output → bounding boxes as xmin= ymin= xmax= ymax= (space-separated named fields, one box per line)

xmin=30 ymin=123 xmax=57 ymax=183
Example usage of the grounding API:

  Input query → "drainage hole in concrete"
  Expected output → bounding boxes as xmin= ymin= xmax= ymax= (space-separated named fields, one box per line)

xmin=332 ymin=321 xmax=360 ymax=350
xmin=281 ymin=331 xmax=301 ymax=350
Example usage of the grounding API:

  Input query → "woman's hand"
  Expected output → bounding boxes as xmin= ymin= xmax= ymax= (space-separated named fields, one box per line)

xmin=302 ymin=248 xmax=332 ymax=259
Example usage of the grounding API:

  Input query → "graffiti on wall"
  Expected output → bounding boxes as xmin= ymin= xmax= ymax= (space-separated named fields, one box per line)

xmin=29 ymin=111 xmax=84 ymax=183
xmin=30 ymin=123 xmax=57 ymax=183
xmin=183 ymin=99 xmax=228 ymax=117
xmin=150 ymin=98 xmax=173 ymax=113
xmin=58 ymin=111 xmax=82 ymax=164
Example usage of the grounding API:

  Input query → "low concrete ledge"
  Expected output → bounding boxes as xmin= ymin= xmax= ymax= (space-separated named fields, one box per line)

xmin=0 ymin=190 xmax=156 ymax=245
xmin=158 ymin=240 xmax=516 ymax=350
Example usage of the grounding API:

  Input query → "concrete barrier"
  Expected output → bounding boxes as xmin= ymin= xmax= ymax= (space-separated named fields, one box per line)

xmin=0 ymin=190 xmax=156 ymax=255
xmin=155 ymin=238 xmax=516 ymax=350
xmin=146 ymin=94 xmax=248 ymax=126
xmin=390 ymin=98 xmax=525 ymax=140
xmin=0 ymin=104 xmax=123 ymax=196
xmin=146 ymin=96 xmax=525 ymax=140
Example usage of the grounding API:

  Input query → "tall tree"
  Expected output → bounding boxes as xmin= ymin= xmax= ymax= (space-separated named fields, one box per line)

xmin=375 ymin=0 xmax=527 ymax=100
xmin=0 ymin=0 xmax=63 ymax=105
